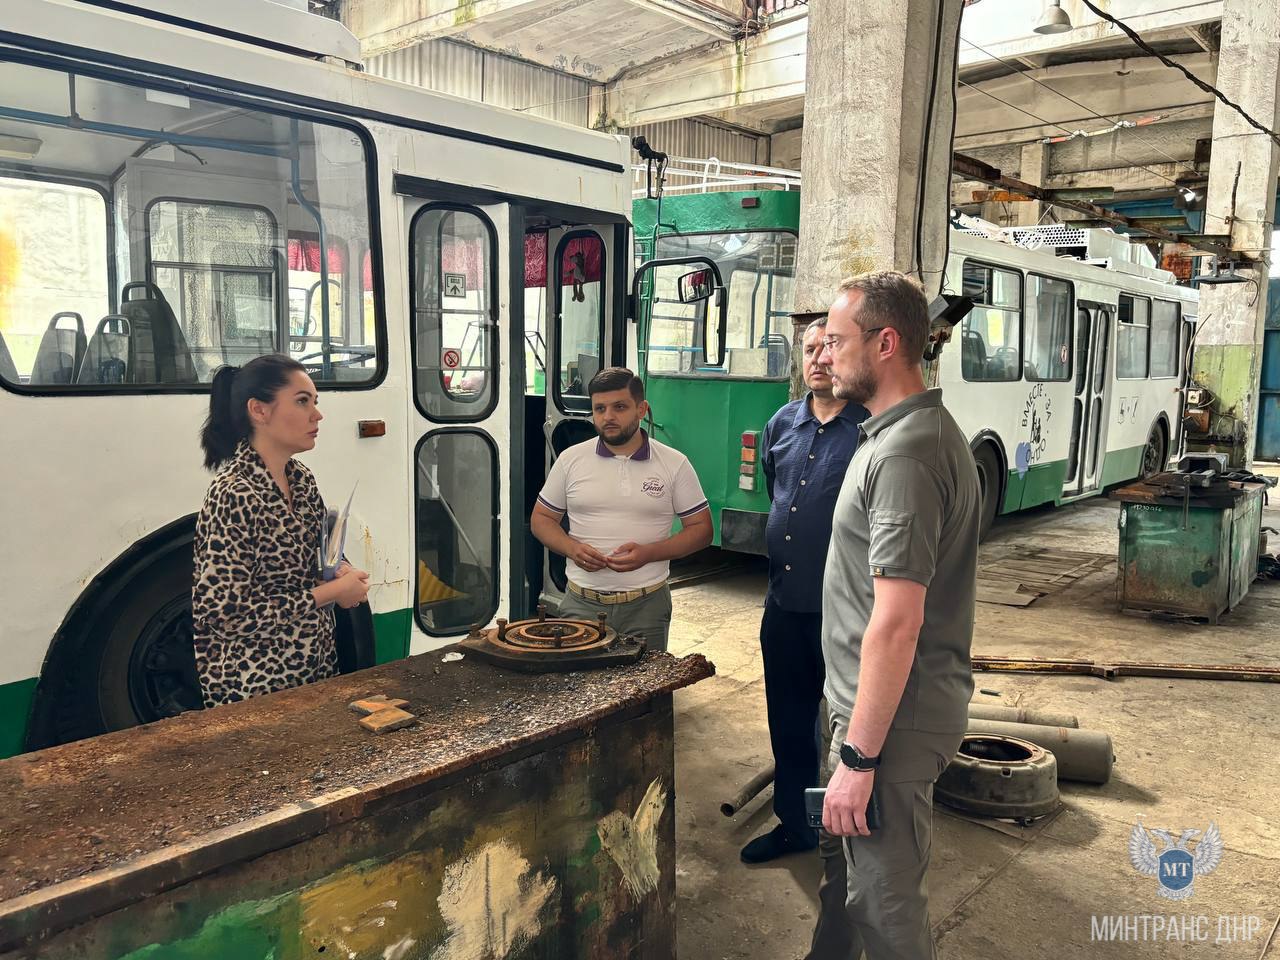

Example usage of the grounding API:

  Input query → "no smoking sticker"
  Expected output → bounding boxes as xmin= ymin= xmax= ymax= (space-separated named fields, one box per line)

xmin=442 ymin=348 xmax=461 ymax=369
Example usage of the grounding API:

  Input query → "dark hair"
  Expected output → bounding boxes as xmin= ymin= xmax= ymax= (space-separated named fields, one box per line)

xmin=838 ymin=270 xmax=930 ymax=363
xmin=200 ymin=354 xmax=308 ymax=470
xmin=587 ymin=366 xmax=645 ymax=403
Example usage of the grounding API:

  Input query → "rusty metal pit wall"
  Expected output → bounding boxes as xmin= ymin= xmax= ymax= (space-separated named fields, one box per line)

xmin=5 ymin=698 xmax=677 ymax=960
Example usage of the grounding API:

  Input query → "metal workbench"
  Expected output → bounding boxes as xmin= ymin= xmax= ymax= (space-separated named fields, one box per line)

xmin=0 ymin=649 xmax=713 ymax=959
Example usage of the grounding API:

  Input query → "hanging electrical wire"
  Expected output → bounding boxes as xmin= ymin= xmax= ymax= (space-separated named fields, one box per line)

xmin=1079 ymin=0 xmax=1280 ymax=147
xmin=958 ymin=34 xmax=1202 ymax=180
xmin=957 ymin=79 xmax=1184 ymax=189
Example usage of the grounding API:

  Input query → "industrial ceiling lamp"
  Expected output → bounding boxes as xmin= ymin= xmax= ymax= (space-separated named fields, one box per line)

xmin=1034 ymin=1 xmax=1073 ymax=34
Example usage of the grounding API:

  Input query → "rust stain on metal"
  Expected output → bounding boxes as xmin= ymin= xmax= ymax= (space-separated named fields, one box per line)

xmin=0 ymin=651 xmax=715 ymax=908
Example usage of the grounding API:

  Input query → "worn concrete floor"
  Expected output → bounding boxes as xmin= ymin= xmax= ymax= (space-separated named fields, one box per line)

xmin=668 ymin=492 xmax=1280 ymax=959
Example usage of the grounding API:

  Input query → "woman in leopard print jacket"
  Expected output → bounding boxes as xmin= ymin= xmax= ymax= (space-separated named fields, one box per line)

xmin=193 ymin=354 xmax=369 ymax=707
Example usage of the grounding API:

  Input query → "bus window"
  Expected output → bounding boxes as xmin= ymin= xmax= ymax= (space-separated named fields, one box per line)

xmin=0 ymin=176 xmax=110 ymax=385
xmin=1149 ymin=299 xmax=1180 ymax=379
xmin=1117 ymin=295 xmax=1150 ymax=379
xmin=645 ymin=232 xmax=796 ymax=380
xmin=411 ymin=206 xmax=497 ymax=421
xmin=523 ymin=232 xmax=549 ymax=396
xmin=960 ymin=261 xmax=1021 ymax=382
xmin=555 ymin=232 xmax=605 ymax=410
xmin=415 ymin=429 xmax=499 ymax=636
xmin=149 ymin=200 xmax=278 ymax=374
xmin=1025 ymin=275 xmax=1072 ymax=381
xmin=0 ymin=58 xmax=379 ymax=389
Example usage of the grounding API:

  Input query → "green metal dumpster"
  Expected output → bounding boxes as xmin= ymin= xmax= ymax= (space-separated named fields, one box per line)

xmin=1112 ymin=478 xmax=1267 ymax=623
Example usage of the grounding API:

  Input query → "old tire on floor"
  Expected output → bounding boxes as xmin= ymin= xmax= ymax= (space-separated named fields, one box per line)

xmin=935 ymin=734 xmax=1059 ymax=822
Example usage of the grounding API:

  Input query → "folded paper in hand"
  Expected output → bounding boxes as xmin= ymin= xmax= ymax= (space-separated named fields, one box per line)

xmin=321 ymin=484 xmax=357 ymax=582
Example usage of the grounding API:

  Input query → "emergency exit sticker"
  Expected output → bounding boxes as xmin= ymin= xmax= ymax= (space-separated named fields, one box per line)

xmin=443 ymin=273 xmax=466 ymax=298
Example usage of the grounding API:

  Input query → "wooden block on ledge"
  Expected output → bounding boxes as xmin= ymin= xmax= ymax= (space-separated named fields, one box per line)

xmin=359 ymin=707 xmax=416 ymax=734
xmin=349 ymin=696 xmax=410 ymax=715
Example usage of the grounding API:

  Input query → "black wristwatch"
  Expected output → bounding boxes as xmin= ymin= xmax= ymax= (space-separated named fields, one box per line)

xmin=839 ymin=742 xmax=881 ymax=772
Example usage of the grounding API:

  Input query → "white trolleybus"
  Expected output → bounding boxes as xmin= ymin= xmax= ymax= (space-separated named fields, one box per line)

xmin=945 ymin=220 xmax=1196 ymax=538
xmin=0 ymin=0 xmax=718 ymax=754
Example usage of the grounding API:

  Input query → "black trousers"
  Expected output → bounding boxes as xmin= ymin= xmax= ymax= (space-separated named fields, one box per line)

xmin=759 ymin=596 xmax=826 ymax=840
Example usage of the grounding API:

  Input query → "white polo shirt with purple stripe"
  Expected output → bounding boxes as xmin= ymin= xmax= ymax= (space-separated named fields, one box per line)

xmin=537 ymin=430 xmax=709 ymax=592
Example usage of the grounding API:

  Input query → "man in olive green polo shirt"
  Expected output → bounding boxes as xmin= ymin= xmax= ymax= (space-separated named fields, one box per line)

xmin=813 ymin=270 xmax=980 ymax=960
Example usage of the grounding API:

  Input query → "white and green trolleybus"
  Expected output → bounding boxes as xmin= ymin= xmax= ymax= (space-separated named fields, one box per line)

xmin=0 ymin=0 xmax=662 ymax=755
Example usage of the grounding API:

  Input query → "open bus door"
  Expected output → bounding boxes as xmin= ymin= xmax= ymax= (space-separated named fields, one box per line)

xmin=531 ymin=222 xmax=624 ymax=603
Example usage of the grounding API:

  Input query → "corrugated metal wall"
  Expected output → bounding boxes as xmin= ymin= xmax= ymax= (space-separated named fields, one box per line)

xmin=365 ymin=42 xmax=769 ymax=167
xmin=626 ymin=119 xmax=768 ymax=166
xmin=366 ymin=40 xmax=593 ymax=127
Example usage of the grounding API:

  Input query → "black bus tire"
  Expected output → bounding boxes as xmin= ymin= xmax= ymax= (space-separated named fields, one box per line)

xmin=974 ymin=443 xmax=1002 ymax=542
xmin=1141 ymin=421 xmax=1168 ymax=478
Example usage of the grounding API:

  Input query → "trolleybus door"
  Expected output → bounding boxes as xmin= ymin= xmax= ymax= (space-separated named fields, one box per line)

xmin=404 ymin=197 xmax=513 ymax=651
xmin=1067 ymin=302 xmax=1113 ymax=497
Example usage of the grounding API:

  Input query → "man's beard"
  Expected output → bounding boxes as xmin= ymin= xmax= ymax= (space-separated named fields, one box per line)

xmin=599 ymin=420 xmax=641 ymax=446
xmin=832 ymin=359 xmax=877 ymax=405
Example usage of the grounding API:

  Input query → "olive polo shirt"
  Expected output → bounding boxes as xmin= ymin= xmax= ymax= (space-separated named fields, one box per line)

xmin=820 ymin=388 xmax=981 ymax=735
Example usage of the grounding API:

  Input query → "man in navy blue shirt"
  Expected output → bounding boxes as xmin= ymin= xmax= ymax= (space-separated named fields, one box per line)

xmin=741 ymin=317 xmax=868 ymax=867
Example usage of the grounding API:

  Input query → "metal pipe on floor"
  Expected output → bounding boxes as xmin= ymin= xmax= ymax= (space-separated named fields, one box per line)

xmin=972 ymin=655 xmax=1280 ymax=684
xmin=965 ymin=718 xmax=1114 ymax=785
xmin=968 ymin=703 xmax=1079 ymax=728
xmin=720 ymin=764 xmax=775 ymax=817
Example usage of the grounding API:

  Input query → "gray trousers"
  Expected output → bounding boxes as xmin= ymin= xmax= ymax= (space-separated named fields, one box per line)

xmin=557 ymin=583 xmax=673 ymax=653
xmin=806 ymin=714 xmax=962 ymax=960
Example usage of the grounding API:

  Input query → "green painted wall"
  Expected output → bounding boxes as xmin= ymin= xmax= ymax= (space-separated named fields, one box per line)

xmin=0 ymin=677 xmax=36 ymax=759
xmin=1192 ymin=342 xmax=1256 ymax=421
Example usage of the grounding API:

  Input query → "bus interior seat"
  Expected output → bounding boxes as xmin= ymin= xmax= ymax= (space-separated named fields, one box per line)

xmin=961 ymin=329 xmax=987 ymax=380
xmin=77 ymin=315 xmax=132 ymax=384
xmin=30 ymin=312 xmax=87 ymax=384
xmin=118 ymin=282 xmax=197 ymax=383
xmin=0 ymin=330 xmax=19 ymax=383
xmin=577 ymin=352 xmax=601 ymax=387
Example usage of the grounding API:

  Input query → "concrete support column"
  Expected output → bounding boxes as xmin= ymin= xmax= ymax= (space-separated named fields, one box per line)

xmin=1192 ymin=0 xmax=1280 ymax=465
xmin=1016 ymin=141 xmax=1050 ymax=227
xmin=789 ymin=0 xmax=965 ymax=396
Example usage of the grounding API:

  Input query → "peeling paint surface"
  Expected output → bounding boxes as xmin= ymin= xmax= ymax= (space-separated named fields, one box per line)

xmin=431 ymin=840 xmax=558 ymax=959
xmin=10 ymin=695 xmax=681 ymax=960
xmin=597 ymin=777 xmax=667 ymax=900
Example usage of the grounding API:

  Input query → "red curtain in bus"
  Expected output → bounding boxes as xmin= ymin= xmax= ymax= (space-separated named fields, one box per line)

xmin=523 ymin=233 xmax=603 ymax=288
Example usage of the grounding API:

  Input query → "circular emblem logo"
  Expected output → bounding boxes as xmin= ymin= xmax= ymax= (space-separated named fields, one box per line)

xmin=642 ymin=477 xmax=665 ymax=498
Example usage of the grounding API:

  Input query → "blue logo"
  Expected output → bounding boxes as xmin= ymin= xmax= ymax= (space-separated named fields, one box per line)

xmin=1129 ymin=821 xmax=1223 ymax=901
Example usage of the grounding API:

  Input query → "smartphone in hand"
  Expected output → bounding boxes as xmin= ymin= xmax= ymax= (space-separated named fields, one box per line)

xmin=805 ymin=786 xmax=881 ymax=832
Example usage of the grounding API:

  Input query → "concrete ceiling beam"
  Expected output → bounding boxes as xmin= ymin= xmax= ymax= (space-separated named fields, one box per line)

xmin=615 ymin=0 xmax=741 ymax=42
xmin=602 ymin=8 xmax=806 ymax=126
xmin=350 ymin=0 xmax=566 ymax=59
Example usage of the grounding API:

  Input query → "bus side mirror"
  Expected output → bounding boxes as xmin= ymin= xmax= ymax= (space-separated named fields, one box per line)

xmin=677 ymin=268 xmax=716 ymax=304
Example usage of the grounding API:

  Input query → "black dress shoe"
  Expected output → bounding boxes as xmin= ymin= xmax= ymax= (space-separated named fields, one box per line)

xmin=740 ymin=824 xmax=818 ymax=864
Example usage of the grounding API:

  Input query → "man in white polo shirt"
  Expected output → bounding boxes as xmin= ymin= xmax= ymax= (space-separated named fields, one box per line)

xmin=531 ymin=367 xmax=712 ymax=652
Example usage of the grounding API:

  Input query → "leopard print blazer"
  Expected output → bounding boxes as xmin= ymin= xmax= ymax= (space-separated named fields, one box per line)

xmin=192 ymin=440 xmax=337 ymax=707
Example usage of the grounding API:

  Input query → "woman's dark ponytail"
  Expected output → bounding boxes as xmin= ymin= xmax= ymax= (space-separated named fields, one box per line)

xmin=200 ymin=354 xmax=308 ymax=470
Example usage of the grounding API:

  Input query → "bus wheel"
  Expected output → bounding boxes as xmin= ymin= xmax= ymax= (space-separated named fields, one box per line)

xmin=96 ymin=555 xmax=203 ymax=732
xmin=1141 ymin=423 xmax=1167 ymax=477
xmin=974 ymin=443 xmax=1001 ymax=542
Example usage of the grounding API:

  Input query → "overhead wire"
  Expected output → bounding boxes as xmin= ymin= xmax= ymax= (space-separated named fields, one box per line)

xmin=1079 ymin=0 xmax=1280 ymax=148
xmin=958 ymin=34 xmax=1202 ymax=180
xmin=957 ymin=80 xmax=1184 ymax=189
